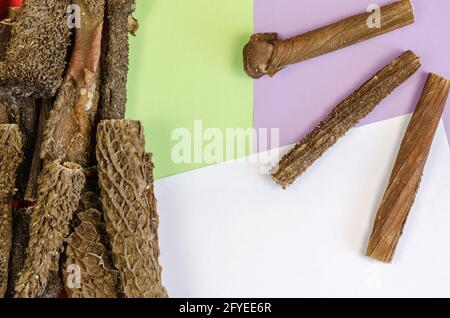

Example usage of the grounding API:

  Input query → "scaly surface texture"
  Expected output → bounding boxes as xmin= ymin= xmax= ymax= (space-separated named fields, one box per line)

xmin=14 ymin=161 xmax=85 ymax=298
xmin=0 ymin=124 xmax=23 ymax=297
xmin=97 ymin=120 xmax=167 ymax=298
xmin=41 ymin=0 xmax=105 ymax=167
xmin=64 ymin=208 xmax=118 ymax=298
xmin=0 ymin=0 xmax=71 ymax=97
xmin=99 ymin=0 xmax=136 ymax=120
xmin=366 ymin=73 xmax=450 ymax=263
xmin=272 ymin=51 xmax=421 ymax=188
xmin=244 ymin=0 xmax=414 ymax=79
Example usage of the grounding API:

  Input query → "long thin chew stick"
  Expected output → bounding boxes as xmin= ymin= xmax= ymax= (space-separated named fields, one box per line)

xmin=244 ymin=0 xmax=414 ymax=79
xmin=272 ymin=50 xmax=421 ymax=189
xmin=366 ymin=73 xmax=450 ymax=263
xmin=64 ymin=208 xmax=118 ymax=298
xmin=99 ymin=0 xmax=136 ymax=120
xmin=97 ymin=120 xmax=167 ymax=298
xmin=0 ymin=0 xmax=71 ymax=97
xmin=0 ymin=124 xmax=23 ymax=298
xmin=14 ymin=161 xmax=86 ymax=298
xmin=41 ymin=0 xmax=105 ymax=167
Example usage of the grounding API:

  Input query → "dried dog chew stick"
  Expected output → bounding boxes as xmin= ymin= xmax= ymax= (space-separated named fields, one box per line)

xmin=366 ymin=73 xmax=450 ymax=263
xmin=24 ymin=99 xmax=51 ymax=202
xmin=244 ymin=0 xmax=414 ymax=79
xmin=64 ymin=208 xmax=118 ymax=298
xmin=0 ymin=124 xmax=23 ymax=298
xmin=0 ymin=0 xmax=71 ymax=97
xmin=14 ymin=161 xmax=86 ymax=298
xmin=97 ymin=120 xmax=167 ymax=298
xmin=41 ymin=0 xmax=105 ymax=167
xmin=99 ymin=0 xmax=136 ymax=120
xmin=272 ymin=50 xmax=421 ymax=189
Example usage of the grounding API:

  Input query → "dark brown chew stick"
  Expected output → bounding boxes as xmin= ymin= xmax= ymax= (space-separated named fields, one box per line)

xmin=41 ymin=0 xmax=105 ymax=167
xmin=366 ymin=73 xmax=450 ymax=263
xmin=99 ymin=0 xmax=136 ymax=120
xmin=64 ymin=208 xmax=118 ymax=298
xmin=0 ymin=125 xmax=23 ymax=298
xmin=97 ymin=120 xmax=167 ymax=298
xmin=14 ymin=161 xmax=86 ymax=298
xmin=0 ymin=0 xmax=71 ymax=97
xmin=244 ymin=0 xmax=414 ymax=79
xmin=272 ymin=51 xmax=421 ymax=189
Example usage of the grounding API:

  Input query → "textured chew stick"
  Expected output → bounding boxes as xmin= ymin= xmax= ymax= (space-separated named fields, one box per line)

xmin=40 ymin=0 xmax=105 ymax=167
xmin=64 ymin=208 xmax=118 ymax=298
xmin=0 ymin=0 xmax=71 ymax=97
xmin=99 ymin=0 xmax=136 ymax=120
xmin=366 ymin=73 xmax=450 ymax=263
xmin=272 ymin=50 xmax=421 ymax=189
xmin=244 ymin=0 xmax=414 ymax=79
xmin=0 ymin=124 xmax=23 ymax=297
xmin=97 ymin=120 xmax=167 ymax=298
xmin=14 ymin=161 xmax=86 ymax=298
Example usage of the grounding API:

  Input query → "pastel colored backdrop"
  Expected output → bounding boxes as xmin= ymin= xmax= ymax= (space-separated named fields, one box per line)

xmin=127 ymin=0 xmax=450 ymax=179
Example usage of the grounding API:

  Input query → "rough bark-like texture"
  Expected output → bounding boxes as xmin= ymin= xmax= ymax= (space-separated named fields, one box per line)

xmin=272 ymin=51 xmax=421 ymax=189
xmin=0 ymin=22 xmax=11 ymax=61
xmin=0 ymin=124 xmax=23 ymax=298
xmin=14 ymin=161 xmax=86 ymax=298
xmin=5 ymin=208 xmax=30 ymax=298
xmin=99 ymin=0 xmax=136 ymax=120
xmin=0 ymin=90 xmax=38 ymax=196
xmin=244 ymin=0 xmax=415 ymax=79
xmin=0 ymin=0 xmax=71 ymax=97
xmin=24 ymin=99 xmax=51 ymax=202
xmin=40 ymin=0 xmax=105 ymax=167
xmin=366 ymin=73 xmax=450 ymax=263
xmin=97 ymin=120 xmax=167 ymax=298
xmin=64 ymin=208 xmax=118 ymax=298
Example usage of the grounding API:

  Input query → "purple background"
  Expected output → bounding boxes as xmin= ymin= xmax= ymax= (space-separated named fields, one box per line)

xmin=254 ymin=0 xmax=450 ymax=148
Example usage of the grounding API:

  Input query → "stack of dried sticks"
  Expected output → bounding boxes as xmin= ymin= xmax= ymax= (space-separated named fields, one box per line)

xmin=0 ymin=0 xmax=166 ymax=298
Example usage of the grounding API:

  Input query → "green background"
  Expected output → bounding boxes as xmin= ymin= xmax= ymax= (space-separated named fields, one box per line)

xmin=127 ymin=0 xmax=254 ymax=179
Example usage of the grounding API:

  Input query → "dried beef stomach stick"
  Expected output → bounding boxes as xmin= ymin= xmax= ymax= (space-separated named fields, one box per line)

xmin=41 ymin=0 xmax=105 ymax=167
xmin=367 ymin=73 xmax=450 ymax=263
xmin=0 ymin=125 xmax=23 ymax=298
xmin=0 ymin=0 xmax=71 ymax=97
xmin=99 ymin=0 xmax=136 ymax=120
xmin=244 ymin=0 xmax=414 ymax=79
xmin=272 ymin=50 xmax=421 ymax=188
xmin=14 ymin=161 xmax=86 ymax=298
xmin=96 ymin=120 xmax=167 ymax=298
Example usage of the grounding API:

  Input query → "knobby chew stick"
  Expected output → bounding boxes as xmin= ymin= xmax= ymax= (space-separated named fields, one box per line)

xmin=99 ymin=0 xmax=136 ymax=120
xmin=15 ymin=161 xmax=86 ymax=298
xmin=366 ymin=73 xmax=450 ymax=263
xmin=272 ymin=50 xmax=421 ymax=189
xmin=41 ymin=0 xmax=105 ymax=167
xmin=97 ymin=120 xmax=167 ymax=298
xmin=64 ymin=208 xmax=118 ymax=298
xmin=0 ymin=0 xmax=71 ymax=97
xmin=0 ymin=125 xmax=23 ymax=297
xmin=244 ymin=0 xmax=414 ymax=79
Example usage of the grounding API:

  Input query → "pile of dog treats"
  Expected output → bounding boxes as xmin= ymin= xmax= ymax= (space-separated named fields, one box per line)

xmin=0 ymin=0 xmax=166 ymax=298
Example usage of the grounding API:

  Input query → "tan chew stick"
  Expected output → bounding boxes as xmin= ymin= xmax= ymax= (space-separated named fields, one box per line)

xmin=96 ymin=120 xmax=167 ymax=298
xmin=41 ymin=0 xmax=105 ymax=167
xmin=272 ymin=50 xmax=421 ymax=189
xmin=244 ymin=0 xmax=414 ymax=79
xmin=14 ymin=161 xmax=86 ymax=298
xmin=366 ymin=73 xmax=450 ymax=263
xmin=0 ymin=125 xmax=23 ymax=298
